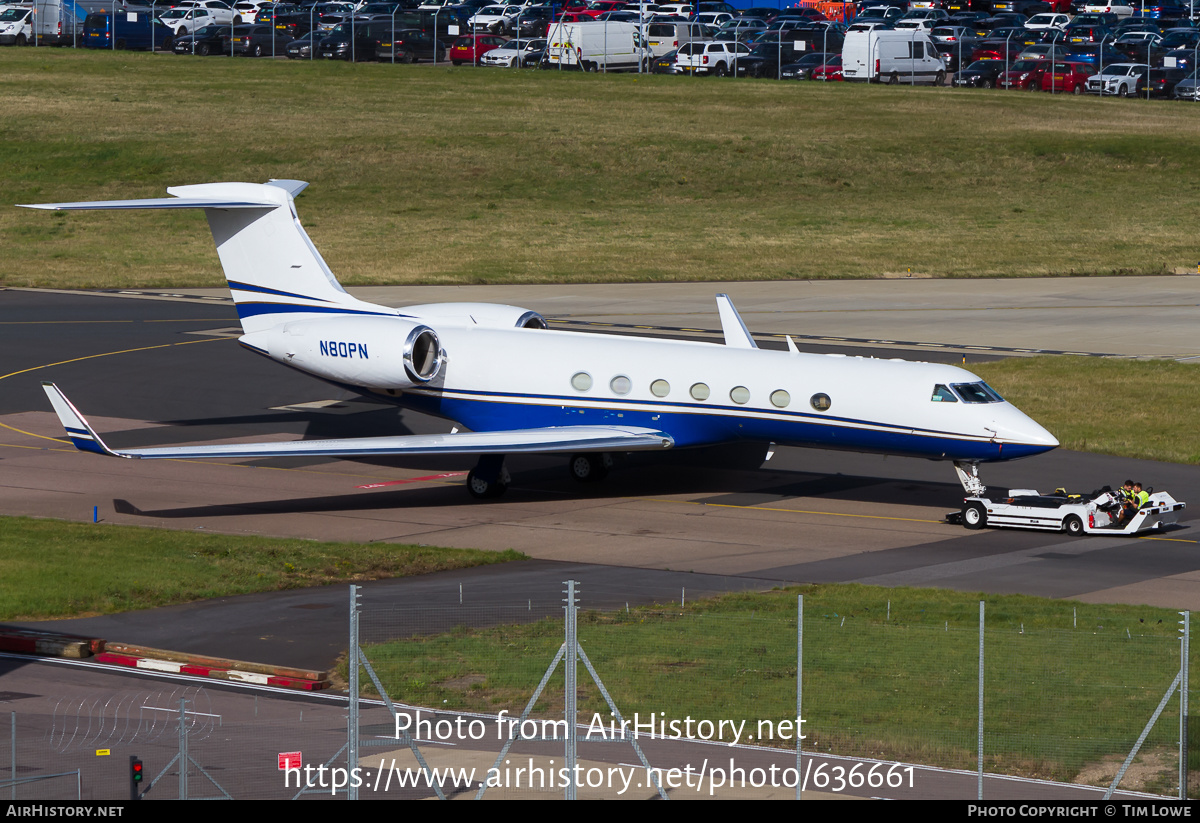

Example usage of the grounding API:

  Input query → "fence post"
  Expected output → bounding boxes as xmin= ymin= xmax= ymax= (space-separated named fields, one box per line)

xmin=1181 ymin=610 xmax=1190 ymax=800
xmin=978 ymin=600 xmax=984 ymax=801
xmin=178 ymin=699 xmax=188 ymax=800
xmin=565 ymin=580 xmax=578 ymax=800
xmin=796 ymin=594 xmax=803 ymax=800
xmin=349 ymin=584 xmax=360 ymax=801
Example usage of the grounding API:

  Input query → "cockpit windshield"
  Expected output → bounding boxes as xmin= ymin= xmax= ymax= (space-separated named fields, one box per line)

xmin=951 ymin=382 xmax=1004 ymax=403
xmin=931 ymin=384 xmax=957 ymax=402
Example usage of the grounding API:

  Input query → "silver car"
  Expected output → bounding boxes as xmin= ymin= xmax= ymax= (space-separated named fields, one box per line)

xmin=1086 ymin=62 xmax=1148 ymax=96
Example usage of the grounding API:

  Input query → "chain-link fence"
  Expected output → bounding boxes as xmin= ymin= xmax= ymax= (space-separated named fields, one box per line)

xmin=351 ymin=585 xmax=1196 ymax=800
xmin=1 ymin=584 xmax=1194 ymax=800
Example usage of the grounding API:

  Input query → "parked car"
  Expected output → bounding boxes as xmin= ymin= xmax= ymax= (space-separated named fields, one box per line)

xmin=172 ymin=22 xmax=231 ymax=54
xmin=284 ymin=27 xmax=321 ymax=57
xmin=1135 ymin=65 xmax=1187 ymax=95
xmin=673 ymin=39 xmax=749 ymax=75
xmin=374 ymin=28 xmax=446 ymax=62
xmin=734 ymin=42 xmax=801 ymax=76
xmin=953 ymin=57 xmax=1008 ymax=86
xmin=999 ymin=56 xmax=1050 ymax=86
xmin=649 ymin=46 xmax=679 ymax=72
xmin=1038 ymin=59 xmax=1092 ymax=91
xmin=1086 ymin=61 xmax=1148 ymax=94
xmin=449 ymin=32 xmax=505 ymax=63
xmin=1172 ymin=67 xmax=1200 ymax=98
xmin=317 ymin=20 xmax=387 ymax=60
xmin=480 ymin=36 xmax=546 ymax=66
xmin=1024 ymin=12 xmax=1070 ymax=28
xmin=810 ymin=53 xmax=843 ymax=79
xmin=229 ymin=22 xmax=292 ymax=55
xmin=778 ymin=50 xmax=837 ymax=79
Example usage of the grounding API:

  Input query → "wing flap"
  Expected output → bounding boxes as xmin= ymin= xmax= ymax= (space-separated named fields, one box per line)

xmin=42 ymin=383 xmax=673 ymax=461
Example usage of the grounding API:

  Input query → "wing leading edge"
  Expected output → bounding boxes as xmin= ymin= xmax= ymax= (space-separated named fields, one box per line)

xmin=42 ymin=383 xmax=674 ymax=460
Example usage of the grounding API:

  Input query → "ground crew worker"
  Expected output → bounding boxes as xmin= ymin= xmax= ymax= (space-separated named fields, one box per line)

xmin=1118 ymin=480 xmax=1137 ymax=525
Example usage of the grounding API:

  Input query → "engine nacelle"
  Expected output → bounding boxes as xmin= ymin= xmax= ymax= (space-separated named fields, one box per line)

xmin=401 ymin=302 xmax=547 ymax=330
xmin=240 ymin=315 xmax=443 ymax=389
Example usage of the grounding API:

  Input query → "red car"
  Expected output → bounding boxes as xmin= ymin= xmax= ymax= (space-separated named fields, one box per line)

xmin=580 ymin=0 xmax=625 ymax=18
xmin=1039 ymin=60 xmax=1091 ymax=93
xmin=810 ymin=54 xmax=842 ymax=80
xmin=999 ymin=58 xmax=1050 ymax=90
xmin=449 ymin=34 xmax=506 ymax=64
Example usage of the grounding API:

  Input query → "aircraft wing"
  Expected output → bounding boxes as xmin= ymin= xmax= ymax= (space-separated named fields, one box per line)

xmin=42 ymin=383 xmax=674 ymax=460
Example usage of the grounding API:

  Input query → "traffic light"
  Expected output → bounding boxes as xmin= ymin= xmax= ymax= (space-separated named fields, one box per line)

xmin=130 ymin=755 xmax=143 ymax=800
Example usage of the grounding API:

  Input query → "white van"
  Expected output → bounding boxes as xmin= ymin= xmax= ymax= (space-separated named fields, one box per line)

xmin=841 ymin=28 xmax=945 ymax=84
xmin=642 ymin=20 xmax=703 ymax=57
xmin=31 ymin=0 xmax=89 ymax=45
xmin=545 ymin=20 xmax=643 ymax=71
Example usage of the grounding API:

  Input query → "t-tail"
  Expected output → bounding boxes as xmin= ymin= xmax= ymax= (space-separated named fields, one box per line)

xmin=18 ymin=180 xmax=396 ymax=334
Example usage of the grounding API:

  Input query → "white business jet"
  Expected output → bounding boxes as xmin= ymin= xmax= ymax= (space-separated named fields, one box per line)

xmin=25 ymin=180 xmax=1058 ymax=499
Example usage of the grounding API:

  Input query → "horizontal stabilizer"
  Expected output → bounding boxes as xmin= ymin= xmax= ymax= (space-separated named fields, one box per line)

xmin=42 ymin=383 xmax=674 ymax=461
xmin=18 ymin=197 xmax=277 ymax=211
xmin=19 ymin=181 xmax=391 ymax=335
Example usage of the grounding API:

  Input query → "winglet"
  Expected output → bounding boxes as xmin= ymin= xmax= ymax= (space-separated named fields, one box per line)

xmin=715 ymin=294 xmax=758 ymax=349
xmin=41 ymin=383 xmax=124 ymax=457
xmin=266 ymin=179 xmax=309 ymax=198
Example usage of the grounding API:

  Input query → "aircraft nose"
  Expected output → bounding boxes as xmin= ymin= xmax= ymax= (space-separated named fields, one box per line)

xmin=991 ymin=409 xmax=1058 ymax=449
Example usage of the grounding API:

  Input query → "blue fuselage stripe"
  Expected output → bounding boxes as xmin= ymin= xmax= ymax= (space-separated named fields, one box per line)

xmin=383 ymin=392 xmax=1050 ymax=463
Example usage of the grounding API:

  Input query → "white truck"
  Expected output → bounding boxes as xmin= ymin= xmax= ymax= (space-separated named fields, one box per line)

xmin=545 ymin=19 xmax=643 ymax=71
xmin=842 ymin=28 xmax=945 ymax=85
xmin=949 ymin=487 xmax=1185 ymax=536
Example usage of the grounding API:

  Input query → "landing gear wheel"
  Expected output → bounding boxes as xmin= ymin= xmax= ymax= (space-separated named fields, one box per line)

xmin=1063 ymin=515 xmax=1084 ymax=536
xmin=962 ymin=502 xmax=987 ymax=530
xmin=568 ymin=453 xmax=611 ymax=483
xmin=467 ymin=467 xmax=509 ymax=499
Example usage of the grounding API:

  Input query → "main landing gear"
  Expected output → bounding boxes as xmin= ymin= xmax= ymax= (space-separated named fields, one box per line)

xmin=465 ymin=452 xmax=616 ymax=499
xmin=568 ymin=452 xmax=613 ymax=483
xmin=466 ymin=454 xmax=510 ymax=499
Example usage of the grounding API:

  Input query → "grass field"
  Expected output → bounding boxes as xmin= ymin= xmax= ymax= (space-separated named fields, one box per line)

xmin=2 ymin=49 xmax=1200 ymax=289
xmin=974 ymin=356 xmax=1200 ymax=465
xmin=359 ymin=584 xmax=1197 ymax=788
xmin=0 ymin=516 xmax=524 ymax=619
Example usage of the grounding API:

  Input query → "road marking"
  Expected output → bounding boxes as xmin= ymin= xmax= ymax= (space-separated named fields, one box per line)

xmin=647 ymin=498 xmax=943 ymax=524
xmin=0 ymin=336 xmax=230 ymax=443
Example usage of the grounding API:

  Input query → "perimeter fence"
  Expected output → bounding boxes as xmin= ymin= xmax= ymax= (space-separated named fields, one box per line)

xmin=351 ymin=584 xmax=1198 ymax=800
xmin=0 ymin=584 xmax=1195 ymax=800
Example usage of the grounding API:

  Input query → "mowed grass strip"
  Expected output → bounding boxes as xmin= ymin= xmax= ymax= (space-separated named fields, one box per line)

xmin=1 ymin=50 xmax=1199 ymax=289
xmin=361 ymin=584 xmax=1194 ymax=787
xmin=0 ymin=516 xmax=523 ymax=620
xmin=972 ymin=356 xmax=1200 ymax=464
